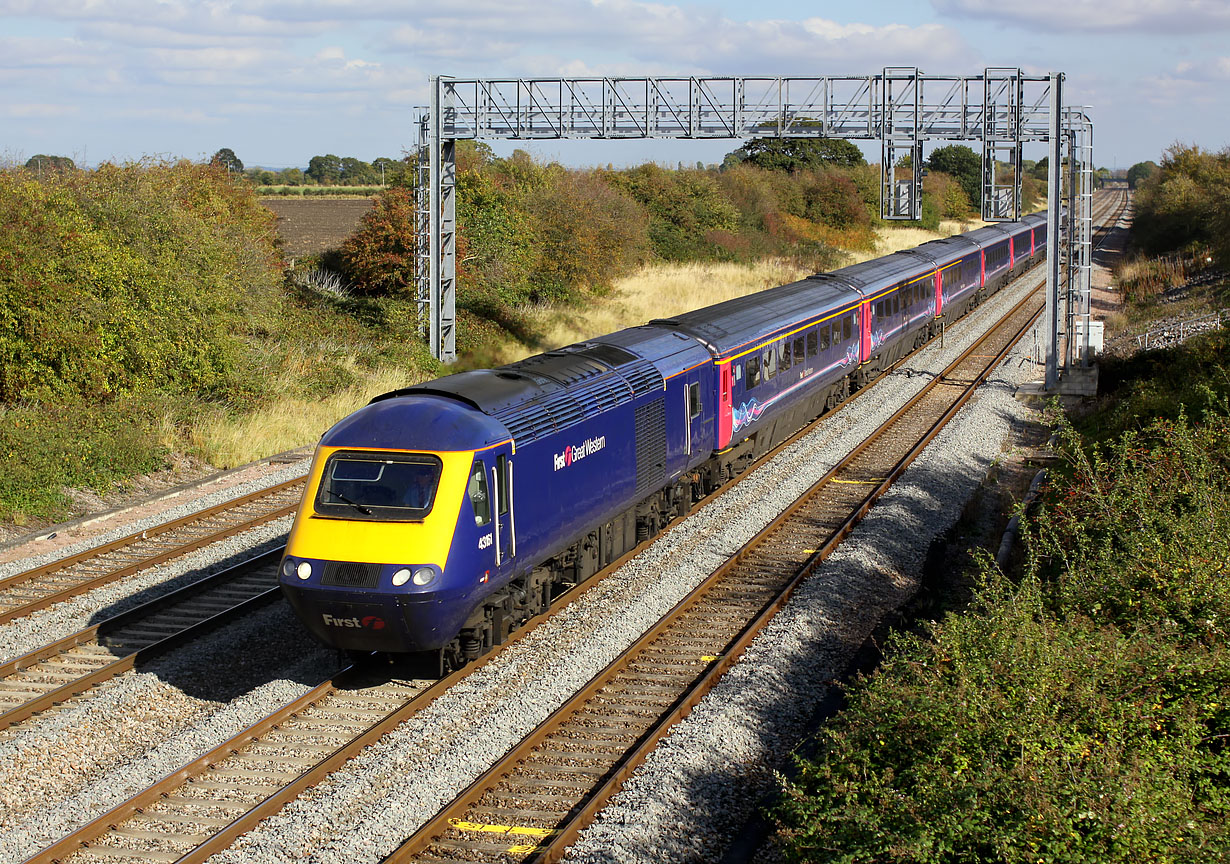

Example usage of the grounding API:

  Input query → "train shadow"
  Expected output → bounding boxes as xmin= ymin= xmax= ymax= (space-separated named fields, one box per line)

xmin=84 ymin=534 xmax=336 ymax=700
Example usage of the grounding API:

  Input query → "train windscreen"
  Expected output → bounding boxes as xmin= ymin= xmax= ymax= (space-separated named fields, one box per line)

xmin=314 ymin=451 xmax=442 ymax=520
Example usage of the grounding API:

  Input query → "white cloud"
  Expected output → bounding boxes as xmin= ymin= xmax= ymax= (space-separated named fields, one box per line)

xmin=1172 ymin=56 xmax=1230 ymax=81
xmin=933 ymin=0 xmax=1230 ymax=34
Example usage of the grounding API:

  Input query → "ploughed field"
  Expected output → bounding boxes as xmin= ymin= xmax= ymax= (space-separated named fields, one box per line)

xmin=261 ymin=197 xmax=375 ymax=258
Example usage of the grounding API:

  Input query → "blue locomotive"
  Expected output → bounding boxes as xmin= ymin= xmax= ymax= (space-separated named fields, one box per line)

xmin=278 ymin=213 xmax=1049 ymax=671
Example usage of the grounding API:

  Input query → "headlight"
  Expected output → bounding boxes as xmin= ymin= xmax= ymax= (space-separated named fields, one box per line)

xmin=391 ymin=567 xmax=412 ymax=587
xmin=281 ymin=559 xmax=295 ymax=577
xmin=296 ymin=561 xmax=313 ymax=580
xmin=412 ymin=566 xmax=436 ymax=586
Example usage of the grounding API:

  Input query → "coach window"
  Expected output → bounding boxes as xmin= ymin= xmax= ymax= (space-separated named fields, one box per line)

xmin=764 ymin=345 xmax=777 ymax=380
xmin=468 ymin=461 xmax=491 ymax=527
xmin=746 ymin=355 xmax=761 ymax=388
xmin=842 ymin=315 xmax=853 ymax=342
xmin=892 ymin=294 xmax=900 ymax=315
xmin=793 ymin=336 xmax=805 ymax=364
xmin=807 ymin=330 xmax=818 ymax=357
xmin=689 ymin=381 xmax=701 ymax=418
xmin=819 ymin=324 xmax=830 ymax=352
xmin=781 ymin=340 xmax=792 ymax=371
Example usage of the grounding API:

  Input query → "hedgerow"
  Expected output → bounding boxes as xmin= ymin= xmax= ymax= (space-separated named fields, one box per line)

xmin=775 ymin=336 xmax=1230 ymax=861
xmin=777 ymin=572 xmax=1230 ymax=863
xmin=0 ymin=161 xmax=283 ymax=405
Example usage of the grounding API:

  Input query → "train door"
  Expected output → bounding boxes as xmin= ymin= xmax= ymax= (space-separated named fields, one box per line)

xmin=683 ymin=366 xmax=710 ymax=466
xmin=470 ymin=445 xmax=515 ymax=579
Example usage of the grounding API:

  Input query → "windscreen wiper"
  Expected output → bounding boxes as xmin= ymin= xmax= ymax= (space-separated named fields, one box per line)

xmin=327 ymin=490 xmax=373 ymax=515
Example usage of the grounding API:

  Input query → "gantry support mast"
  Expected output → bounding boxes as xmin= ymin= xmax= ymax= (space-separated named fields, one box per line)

xmin=415 ymin=69 xmax=1089 ymax=391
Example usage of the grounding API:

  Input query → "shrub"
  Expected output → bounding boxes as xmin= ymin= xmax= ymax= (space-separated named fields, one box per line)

xmin=1030 ymin=409 xmax=1230 ymax=645
xmin=800 ymin=169 xmax=872 ymax=230
xmin=0 ymin=397 xmax=170 ymax=522
xmin=524 ymin=170 xmax=648 ymax=302
xmin=0 ymin=161 xmax=282 ymax=405
xmin=337 ymin=185 xmax=417 ymax=296
xmin=604 ymin=164 xmax=739 ymax=261
xmin=777 ymin=574 xmax=1230 ymax=863
xmin=1131 ymin=144 xmax=1230 ymax=267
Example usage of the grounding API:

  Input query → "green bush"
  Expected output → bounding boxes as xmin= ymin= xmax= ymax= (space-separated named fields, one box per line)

xmin=1132 ymin=145 xmax=1230 ymax=267
xmin=1030 ymin=409 xmax=1230 ymax=645
xmin=776 ymin=364 xmax=1230 ymax=862
xmin=604 ymin=164 xmax=739 ymax=261
xmin=524 ymin=170 xmax=649 ymax=302
xmin=777 ymin=574 xmax=1230 ymax=863
xmin=1075 ymin=327 xmax=1230 ymax=445
xmin=0 ymin=398 xmax=170 ymax=521
xmin=0 ymin=161 xmax=283 ymax=405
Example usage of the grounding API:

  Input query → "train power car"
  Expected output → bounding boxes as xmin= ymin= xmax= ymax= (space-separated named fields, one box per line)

xmin=278 ymin=214 xmax=1051 ymax=672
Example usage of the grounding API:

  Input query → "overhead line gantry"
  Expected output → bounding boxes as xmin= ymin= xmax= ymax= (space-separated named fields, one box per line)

xmin=414 ymin=69 xmax=1092 ymax=390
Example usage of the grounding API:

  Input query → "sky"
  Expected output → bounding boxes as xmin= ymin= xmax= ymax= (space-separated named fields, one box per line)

xmin=3 ymin=0 xmax=1229 ymax=172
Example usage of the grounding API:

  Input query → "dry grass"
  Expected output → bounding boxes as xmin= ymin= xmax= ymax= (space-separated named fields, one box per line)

xmin=493 ymin=258 xmax=813 ymax=363
xmin=188 ymin=365 xmax=426 ymax=468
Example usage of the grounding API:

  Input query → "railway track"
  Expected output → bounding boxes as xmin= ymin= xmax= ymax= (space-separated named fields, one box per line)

xmin=14 ymin=194 xmax=1129 ymax=863
xmin=0 ymin=551 xmax=281 ymax=736
xmin=0 ymin=479 xmax=303 ymax=627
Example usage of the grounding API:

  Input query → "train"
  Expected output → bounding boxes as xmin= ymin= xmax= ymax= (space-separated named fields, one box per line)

xmin=278 ymin=212 xmax=1050 ymax=672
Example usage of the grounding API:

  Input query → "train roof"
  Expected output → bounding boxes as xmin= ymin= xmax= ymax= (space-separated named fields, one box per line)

xmin=824 ymin=250 xmax=932 ymax=291
xmin=321 ymin=393 xmax=510 ymax=452
xmin=376 ymin=333 xmax=707 ymax=448
xmin=964 ymin=224 xmax=1013 ymax=247
xmin=652 ymin=276 xmax=861 ymax=359
xmin=908 ymin=234 xmax=980 ymax=266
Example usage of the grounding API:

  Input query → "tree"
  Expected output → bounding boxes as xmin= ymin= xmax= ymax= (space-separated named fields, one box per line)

xmin=927 ymin=144 xmax=981 ymax=210
xmin=372 ymin=156 xmax=408 ymax=186
xmin=339 ymin=156 xmax=377 ymax=186
xmin=24 ymin=155 xmax=76 ymax=174
xmin=1127 ymin=160 xmax=1159 ymax=190
xmin=727 ymin=137 xmax=866 ymax=173
xmin=306 ymin=154 xmax=342 ymax=185
xmin=210 ymin=148 xmax=243 ymax=174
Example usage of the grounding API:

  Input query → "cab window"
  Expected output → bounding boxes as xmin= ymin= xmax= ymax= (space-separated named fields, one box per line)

xmin=468 ymin=461 xmax=491 ymax=526
xmin=314 ymin=450 xmax=441 ymax=521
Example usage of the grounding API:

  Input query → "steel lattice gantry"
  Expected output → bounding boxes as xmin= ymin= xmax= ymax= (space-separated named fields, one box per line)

xmin=415 ymin=69 xmax=1088 ymax=390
